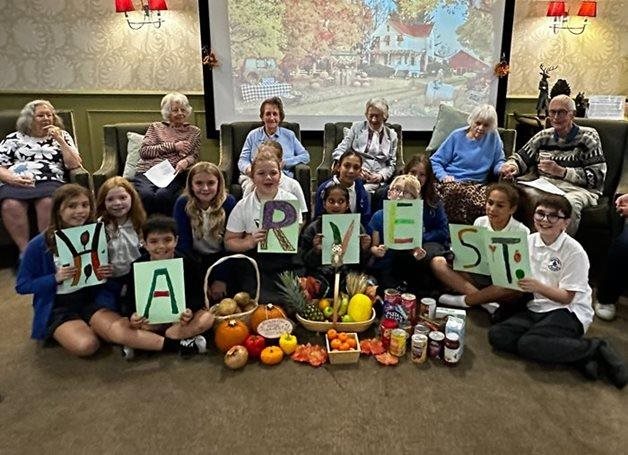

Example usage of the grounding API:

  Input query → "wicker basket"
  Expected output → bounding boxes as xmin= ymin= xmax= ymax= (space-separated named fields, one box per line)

xmin=205 ymin=254 xmax=260 ymax=324
xmin=296 ymin=308 xmax=376 ymax=333
xmin=326 ymin=333 xmax=361 ymax=364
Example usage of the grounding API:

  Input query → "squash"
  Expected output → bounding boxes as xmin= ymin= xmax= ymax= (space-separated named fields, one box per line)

xmin=250 ymin=303 xmax=287 ymax=333
xmin=260 ymin=346 xmax=284 ymax=366
xmin=214 ymin=319 xmax=250 ymax=352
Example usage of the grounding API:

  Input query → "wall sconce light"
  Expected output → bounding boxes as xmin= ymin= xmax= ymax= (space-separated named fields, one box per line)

xmin=546 ymin=1 xmax=597 ymax=35
xmin=115 ymin=0 xmax=168 ymax=30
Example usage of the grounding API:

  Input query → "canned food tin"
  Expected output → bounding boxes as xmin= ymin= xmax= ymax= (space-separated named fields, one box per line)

xmin=428 ymin=330 xmax=445 ymax=359
xmin=384 ymin=288 xmax=401 ymax=306
xmin=389 ymin=328 xmax=408 ymax=357
xmin=419 ymin=297 xmax=437 ymax=319
xmin=444 ymin=333 xmax=461 ymax=366
xmin=414 ymin=323 xmax=430 ymax=337
xmin=379 ymin=318 xmax=397 ymax=349
xmin=411 ymin=334 xmax=428 ymax=364
xmin=400 ymin=293 xmax=417 ymax=324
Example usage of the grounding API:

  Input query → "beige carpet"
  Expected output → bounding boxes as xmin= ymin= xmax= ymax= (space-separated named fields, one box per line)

xmin=0 ymin=268 xmax=626 ymax=454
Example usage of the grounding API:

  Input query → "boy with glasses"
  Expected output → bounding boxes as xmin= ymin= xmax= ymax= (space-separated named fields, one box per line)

xmin=500 ymin=95 xmax=606 ymax=235
xmin=489 ymin=195 xmax=626 ymax=388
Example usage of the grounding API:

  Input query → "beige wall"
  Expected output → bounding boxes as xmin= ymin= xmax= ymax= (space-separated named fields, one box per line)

xmin=0 ymin=1 xmax=625 ymax=97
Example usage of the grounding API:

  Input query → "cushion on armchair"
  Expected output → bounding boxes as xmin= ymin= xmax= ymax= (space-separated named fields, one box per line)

xmin=425 ymin=104 xmax=468 ymax=152
xmin=123 ymin=132 xmax=144 ymax=179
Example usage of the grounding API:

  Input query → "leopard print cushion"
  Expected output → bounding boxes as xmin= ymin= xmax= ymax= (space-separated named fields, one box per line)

xmin=435 ymin=181 xmax=488 ymax=225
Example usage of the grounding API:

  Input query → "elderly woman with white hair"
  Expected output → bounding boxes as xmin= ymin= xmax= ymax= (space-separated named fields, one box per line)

xmin=429 ymin=104 xmax=506 ymax=223
xmin=332 ymin=98 xmax=398 ymax=192
xmin=0 ymin=99 xmax=82 ymax=257
xmin=133 ymin=92 xmax=200 ymax=215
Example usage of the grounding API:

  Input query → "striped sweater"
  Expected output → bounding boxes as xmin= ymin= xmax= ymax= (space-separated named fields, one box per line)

xmin=136 ymin=121 xmax=200 ymax=173
xmin=506 ymin=124 xmax=606 ymax=195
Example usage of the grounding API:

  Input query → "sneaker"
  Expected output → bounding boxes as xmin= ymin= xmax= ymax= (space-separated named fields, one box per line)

xmin=121 ymin=346 xmax=135 ymax=361
xmin=438 ymin=294 xmax=469 ymax=309
xmin=179 ymin=335 xmax=207 ymax=357
xmin=481 ymin=302 xmax=500 ymax=315
xmin=594 ymin=302 xmax=616 ymax=321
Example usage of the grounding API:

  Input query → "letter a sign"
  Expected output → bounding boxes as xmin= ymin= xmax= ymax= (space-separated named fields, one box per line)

xmin=134 ymin=258 xmax=186 ymax=323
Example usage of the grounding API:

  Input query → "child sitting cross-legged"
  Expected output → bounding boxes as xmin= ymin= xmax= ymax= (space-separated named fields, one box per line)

xmin=489 ymin=195 xmax=627 ymax=388
xmin=122 ymin=215 xmax=215 ymax=357
xmin=432 ymin=182 xmax=529 ymax=316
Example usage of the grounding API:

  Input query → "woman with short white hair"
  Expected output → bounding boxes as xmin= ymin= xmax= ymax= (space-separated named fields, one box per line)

xmin=133 ymin=92 xmax=200 ymax=215
xmin=429 ymin=103 xmax=505 ymax=223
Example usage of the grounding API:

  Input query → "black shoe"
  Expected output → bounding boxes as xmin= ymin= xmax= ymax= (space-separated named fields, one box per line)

xmin=598 ymin=341 xmax=628 ymax=389
xmin=579 ymin=359 xmax=599 ymax=381
xmin=179 ymin=335 xmax=207 ymax=358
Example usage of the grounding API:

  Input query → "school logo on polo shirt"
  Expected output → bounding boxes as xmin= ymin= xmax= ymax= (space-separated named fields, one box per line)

xmin=548 ymin=256 xmax=562 ymax=272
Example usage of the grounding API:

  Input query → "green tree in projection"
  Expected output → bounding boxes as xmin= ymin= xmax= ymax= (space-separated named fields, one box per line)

xmin=397 ymin=0 xmax=464 ymax=22
xmin=456 ymin=10 xmax=493 ymax=61
xmin=227 ymin=0 xmax=286 ymax=69
xmin=282 ymin=0 xmax=366 ymax=67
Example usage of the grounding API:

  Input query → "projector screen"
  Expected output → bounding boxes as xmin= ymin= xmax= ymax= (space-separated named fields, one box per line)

xmin=201 ymin=0 xmax=511 ymax=132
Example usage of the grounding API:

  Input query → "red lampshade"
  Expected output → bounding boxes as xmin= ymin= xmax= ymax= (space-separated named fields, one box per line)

xmin=148 ymin=0 xmax=168 ymax=11
xmin=577 ymin=1 xmax=597 ymax=17
xmin=115 ymin=0 xmax=135 ymax=13
xmin=546 ymin=1 xmax=566 ymax=17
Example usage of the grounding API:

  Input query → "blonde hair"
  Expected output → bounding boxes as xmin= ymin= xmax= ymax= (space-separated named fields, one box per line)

xmin=183 ymin=162 xmax=227 ymax=242
xmin=390 ymin=174 xmax=421 ymax=199
xmin=96 ymin=176 xmax=146 ymax=235
xmin=251 ymin=149 xmax=282 ymax=173
xmin=259 ymin=140 xmax=283 ymax=160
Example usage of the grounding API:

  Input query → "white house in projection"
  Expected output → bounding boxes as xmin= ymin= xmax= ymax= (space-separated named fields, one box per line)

xmin=370 ymin=17 xmax=435 ymax=77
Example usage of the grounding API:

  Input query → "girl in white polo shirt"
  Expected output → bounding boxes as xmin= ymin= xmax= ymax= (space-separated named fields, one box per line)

xmin=489 ymin=194 xmax=626 ymax=388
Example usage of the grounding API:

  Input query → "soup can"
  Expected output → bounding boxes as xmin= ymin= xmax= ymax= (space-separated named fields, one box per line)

xmin=428 ymin=330 xmax=445 ymax=359
xmin=384 ymin=288 xmax=401 ymax=306
xmin=389 ymin=329 xmax=408 ymax=357
xmin=419 ymin=297 xmax=437 ymax=319
xmin=400 ymin=293 xmax=417 ymax=324
xmin=411 ymin=334 xmax=428 ymax=364
xmin=414 ymin=323 xmax=430 ymax=337
xmin=379 ymin=318 xmax=397 ymax=349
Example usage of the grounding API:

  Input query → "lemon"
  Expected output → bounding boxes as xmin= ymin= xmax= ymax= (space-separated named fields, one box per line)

xmin=347 ymin=293 xmax=373 ymax=322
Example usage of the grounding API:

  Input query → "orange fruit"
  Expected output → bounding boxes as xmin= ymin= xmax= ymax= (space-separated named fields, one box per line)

xmin=346 ymin=337 xmax=357 ymax=349
xmin=338 ymin=332 xmax=348 ymax=342
xmin=327 ymin=329 xmax=338 ymax=340
xmin=330 ymin=338 xmax=342 ymax=350
xmin=339 ymin=342 xmax=350 ymax=351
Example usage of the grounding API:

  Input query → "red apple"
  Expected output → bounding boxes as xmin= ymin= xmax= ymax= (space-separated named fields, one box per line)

xmin=244 ymin=334 xmax=266 ymax=358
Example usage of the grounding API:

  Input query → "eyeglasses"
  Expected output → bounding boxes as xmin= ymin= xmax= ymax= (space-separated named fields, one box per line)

xmin=548 ymin=109 xmax=570 ymax=117
xmin=533 ymin=210 xmax=566 ymax=223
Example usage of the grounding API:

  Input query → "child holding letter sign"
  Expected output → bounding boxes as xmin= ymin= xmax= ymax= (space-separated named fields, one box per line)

xmin=369 ymin=174 xmax=448 ymax=296
xmin=225 ymin=150 xmax=304 ymax=302
xmin=433 ymin=183 xmax=529 ymax=316
xmin=489 ymin=195 xmax=627 ymax=388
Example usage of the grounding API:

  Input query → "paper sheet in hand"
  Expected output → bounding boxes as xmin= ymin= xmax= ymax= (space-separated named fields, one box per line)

xmin=144 ymin=160 xmax=178 ymax=188
xmin=483 ymin=230 xmax=531 ymax=290
xmin=133 ymin=258 xmax=186 ymax=324
xmin=518 ymin=178 xmax=565 ymax=195
xmin=258 ymin=199 xmax=300 ymax=254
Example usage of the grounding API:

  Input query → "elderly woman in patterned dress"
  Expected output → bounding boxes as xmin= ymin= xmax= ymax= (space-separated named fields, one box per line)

xmin=133 ymin=92 xmax=200 ymax=215
xmin=0 ymin=100 xmax=82 ymax=257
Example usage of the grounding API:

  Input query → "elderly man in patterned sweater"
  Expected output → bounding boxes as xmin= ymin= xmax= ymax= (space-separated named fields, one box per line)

xmin=501 ymin=94 xmax=606 ymax=235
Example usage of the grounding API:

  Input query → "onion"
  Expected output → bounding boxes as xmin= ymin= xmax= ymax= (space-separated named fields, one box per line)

xmin=224 ymin=345 xmax=248 ymax=370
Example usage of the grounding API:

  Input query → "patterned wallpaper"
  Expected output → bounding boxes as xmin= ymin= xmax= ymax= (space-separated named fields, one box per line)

xmin=0 ymin=1 xmax=625 ymax=97
xmin=508 ymin=0 xmax=628 ymax=96
xmin=0 ymin=0 xmax=203 ymax=92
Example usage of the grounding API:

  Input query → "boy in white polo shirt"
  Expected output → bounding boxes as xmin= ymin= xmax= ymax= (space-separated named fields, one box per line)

xmin=489 ymin=194 xmax=626 ymax=388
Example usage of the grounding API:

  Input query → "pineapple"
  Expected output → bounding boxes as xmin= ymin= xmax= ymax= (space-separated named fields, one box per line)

xmin=278 ymin=272 xmax=325 ymax=321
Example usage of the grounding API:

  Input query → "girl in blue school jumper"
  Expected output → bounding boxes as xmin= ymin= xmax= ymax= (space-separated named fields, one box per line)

xmin=314 ymin=149 xmax=371 ymax=225
xmin=173 ymin=161 xmax=236 ymax=302
xmin=16 ymin=184 xmax=166 ymax=358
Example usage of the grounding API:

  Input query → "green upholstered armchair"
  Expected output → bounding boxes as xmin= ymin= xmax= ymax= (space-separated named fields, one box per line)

xmin=316 ymin=122 xmax=404 ymax=189
xmin=92 ymin=123 xmax=152 ymax=195
xmin=219 ymin=121 xmax=311 ymax=213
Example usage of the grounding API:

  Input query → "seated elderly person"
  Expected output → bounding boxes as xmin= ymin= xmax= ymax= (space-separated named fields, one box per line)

xmin=501 ymin=94 xmax=606 ymax=235
xmin=429 ymin=104 xmax=505 ymax=223
xmin=332 ymin=98 xmax=398 ymax=192
xmin=133 ymin=92 xmax=200 ymax=216
xmin=0 ymin=99 xmax=82 ymax=259
xmin=238 ymin=96 xmax=310 ymax=193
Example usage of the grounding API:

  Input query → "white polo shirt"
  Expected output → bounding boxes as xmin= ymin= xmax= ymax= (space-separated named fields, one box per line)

xmin=526 ymin=231 xmax=593 ymax=331
xmin=474 ymin=215 xmax=530 ymax=235
xmin=227 ymin=188 xmax=302 ymax=234
xmin=243 ymin=174 xmax=308 ymax=215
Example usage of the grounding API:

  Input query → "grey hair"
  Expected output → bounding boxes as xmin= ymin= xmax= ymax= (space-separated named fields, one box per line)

xmin=550 ymin=94 xmax=576 ymax=112
xmin=160 ymin=92 xmax=192 ymax=121
xmin=16 ymin=99 xmax=64 ymax=135
xmin=365 ymin=98 xmax=389 ymax=121
xmin=467 ymin=104 xmax=498 ymax=131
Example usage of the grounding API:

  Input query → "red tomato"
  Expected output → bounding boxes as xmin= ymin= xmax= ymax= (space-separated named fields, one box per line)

xmin=244 ymin=335 xmax=266 ymax=358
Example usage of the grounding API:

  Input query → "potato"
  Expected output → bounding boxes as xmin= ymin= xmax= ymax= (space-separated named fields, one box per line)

xmin=216 ymin=298 xmax=238 ymax=316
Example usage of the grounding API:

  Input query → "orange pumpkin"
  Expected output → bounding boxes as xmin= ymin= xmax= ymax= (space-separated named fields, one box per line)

xmin=214 ymin=319 xmax=250 ymax=352
xmin=260 ymin=346 xmax=284 ymax=365
xmin=250 ymin=303 xmax=287 ymax=333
